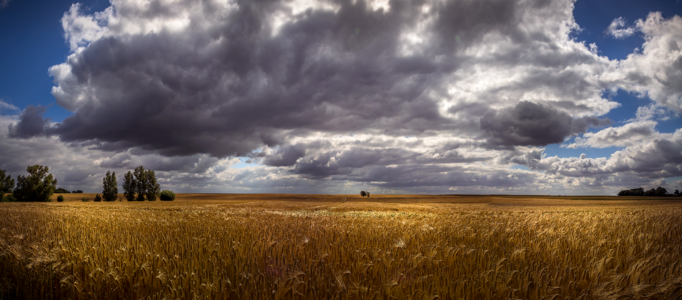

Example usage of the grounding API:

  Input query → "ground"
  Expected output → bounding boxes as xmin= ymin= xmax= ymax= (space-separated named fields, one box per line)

xmin=1 ymin=194 xmax=681 ymax=299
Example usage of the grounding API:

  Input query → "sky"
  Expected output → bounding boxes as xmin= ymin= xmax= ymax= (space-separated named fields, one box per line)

xmin=1 ymin=0 xmax=681 ymax=195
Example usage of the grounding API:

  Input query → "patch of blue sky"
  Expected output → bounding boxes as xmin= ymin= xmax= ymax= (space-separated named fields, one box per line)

xmin=231 ymin=157 xmax=260 ymax=169
xmin=0 ymin=0 xmax=109 ymax=122
xmin=543 ymin=143 xmax=623 ymax=159
xmin=572 ymin=0 xmax=682 ymax=61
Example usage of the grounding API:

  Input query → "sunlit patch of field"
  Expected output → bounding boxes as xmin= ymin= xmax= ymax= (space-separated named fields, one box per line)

xmin=1 ymin=194 xmax=682 ymax=299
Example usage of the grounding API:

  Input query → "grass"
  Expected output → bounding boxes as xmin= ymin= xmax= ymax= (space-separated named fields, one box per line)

xmin=0 ymin=194 xmax=681 ymax=299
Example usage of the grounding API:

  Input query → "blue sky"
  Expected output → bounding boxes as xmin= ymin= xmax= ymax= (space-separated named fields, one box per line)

xmin=1 ymin=0 xmax=682 ymax=194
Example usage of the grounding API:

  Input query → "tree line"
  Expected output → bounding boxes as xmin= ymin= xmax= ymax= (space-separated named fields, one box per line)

xmin=617 ymin=187 xmax=681 ymax=197
xmin=0 ymin=165 xmax=175 ymax=202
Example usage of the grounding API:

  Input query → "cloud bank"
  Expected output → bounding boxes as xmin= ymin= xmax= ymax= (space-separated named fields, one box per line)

xmin=4 ymin=0 xmax=682 ymax=194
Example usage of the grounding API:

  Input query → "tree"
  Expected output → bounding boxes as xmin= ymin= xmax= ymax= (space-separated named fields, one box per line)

xmin=133 ymin=166 xmax=147 ymax=201
xmin=145 ymin=170 xmax=160 ymax=201
xmin=102 ymin=171 xmax=118 ymax=202
xmin=675 ymin=190 xmax=680 ymax=196
xmin=0 ymin=169 xmax=15 ymax=195
xmin=13 ymin=165 xmax=57 ymax=202
xmin=55 ymin=187 xmax=70 ymax=193
xmin=360 ymin=191 xmax=367 ymax=197
xmin=655 ymin=186 xmax=668 ymax=196
xmin=123 ymin=171 xmax=137 ymax=201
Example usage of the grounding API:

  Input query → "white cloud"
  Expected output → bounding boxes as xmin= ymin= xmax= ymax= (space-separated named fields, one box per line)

xmin=606 ymin=17 xmax=636 ymax=39
xmin=0 ymin=100 xmax=18 ymax=112
xmin=564 ymin=120 xmax=662 ymax=149
xmin=615 ymin=12 xmax=682 ymax=112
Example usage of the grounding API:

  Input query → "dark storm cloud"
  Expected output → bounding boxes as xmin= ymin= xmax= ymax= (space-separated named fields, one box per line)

xmin=8 ymin=105 xmax=49 ymax=138
xmin=47 ymin=0 xmax=464 ymax=157
xmin=41 ymin=0 xmax=605 ymax=159
xmin=480 ymin=101 xmax=609 ymax=148
xmin=284 ymin=145 xmax=491 ymax=179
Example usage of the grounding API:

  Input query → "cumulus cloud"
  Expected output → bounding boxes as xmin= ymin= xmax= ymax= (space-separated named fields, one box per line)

xmin=8 ymin=105 xmax=50 ymax=138
xmin=606 ymin=17 xmax=636 ymax=39
xmin=480 ymin=101 xmax=610 ymax=148
xmin=615 ymin=12 xmax=682 ymax=112
xmin=564 ymin=121 xmax=660 ymax=149
xmin=38 ymin=0 xmax=621 ymax=159
xmin=5 ymin=0 xmax=682 ymax=195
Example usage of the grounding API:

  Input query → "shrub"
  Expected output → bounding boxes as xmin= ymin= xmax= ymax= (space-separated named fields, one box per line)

xmin=57 ymin=195 xmax=64 ymax=202
xmin=13 ymin=165 xmax=57 ymax=202
xmin=160 ymin=190 xmax=176 ymax=201
xmin=81 ymin=197 xmax=90 ymax=202
xmin=1 ymin=194 xmax=17 ymax=202
xmin=94 ymin=194 xmax=102 ymax=202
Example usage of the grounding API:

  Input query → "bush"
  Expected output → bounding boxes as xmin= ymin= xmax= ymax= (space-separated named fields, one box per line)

xmin=160 ymin=190 xmax=176 ymax=201
xmin=94 ymin=194 xmax=102 ymax=202
xmin=81 ymin=197 xmax=90 ymax=202
xmin=1 ymin=194 xmax=17 ymax=202
xmin=13 ymin=165 xmax=57 ymax=202
xmin=57 ymin=195 xmax=64 ymax=202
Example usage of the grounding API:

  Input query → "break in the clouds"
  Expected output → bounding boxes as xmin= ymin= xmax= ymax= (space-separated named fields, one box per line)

xmin=4 ymin=0 xmax=682 ymax=194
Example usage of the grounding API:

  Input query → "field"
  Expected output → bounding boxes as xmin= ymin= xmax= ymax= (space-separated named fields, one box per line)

xmin=1 ymin=194 xmax=682 ymax=299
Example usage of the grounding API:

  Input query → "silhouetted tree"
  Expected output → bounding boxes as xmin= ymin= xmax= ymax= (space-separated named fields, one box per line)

xmin=133 ymin=166 xmax=147 ymax=201
xmin=0 ymin=169 xmax=15 ymax=195
xmin=655 ymin=186 xmax=668 ymax=196
xmin=13 ymin=165 xmax=57 ymax=202
xmin=145 ymin=170 xmax=160 ymax=201
xmin=123 ymin=171 xmax=136 ymax=201
xmin=675 ymin=189 xmax=680 ymax=196
xmin=360 ymin=191 xmax=367 ymax=197
xmin=102 ymin=171 xmax=118 ymax=201
xmin=55 ymin=187 xmax=70 ymax=193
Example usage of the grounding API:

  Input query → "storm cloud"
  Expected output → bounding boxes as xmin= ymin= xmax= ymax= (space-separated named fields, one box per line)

xmin=3 ymin=0 xmax=682 ymax=195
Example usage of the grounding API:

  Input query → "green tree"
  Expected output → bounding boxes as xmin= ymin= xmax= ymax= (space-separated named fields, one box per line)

xmin=102 ymin=171 xmax=118 ymax=202
xmin=123 ymin=171 xmax=137 ymax=201
xmin=133 ymin=166 xmax=147 ymax=201
xmin=13 ymin=165 xmax=57 ymax=202
xmin=0 ymin=169 xmax=15 ymax=195
xmin=145 ymin=170 xmax=160 ymax=201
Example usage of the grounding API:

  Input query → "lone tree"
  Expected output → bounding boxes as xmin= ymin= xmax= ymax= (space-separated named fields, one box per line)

xmin=145 ymin=169 xmax=160 ymax=201
xmin=360 ymin=191 xmax=367 ymax=197
xmin=133 ymin=166 xmax=147 ymax=201
xmin=123 ymin=171 xmax=136 ymax=201
xmin=675 ymin=190 xmax=680 ymax=196
xmin=102 ymin=171 xmax=118 ymax=202
xmin=0 ymin=169 xmax=15 ymax=195
xmin=13 ymin=165 xmax=57 ymax=202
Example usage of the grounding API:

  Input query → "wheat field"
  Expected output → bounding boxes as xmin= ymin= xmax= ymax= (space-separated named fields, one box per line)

xmin=0 ymin=194 xmax=681 ymax=299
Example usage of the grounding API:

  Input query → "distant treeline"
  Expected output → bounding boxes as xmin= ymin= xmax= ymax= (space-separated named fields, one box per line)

xmin=617 ymin=187 xmax=680 ymax=197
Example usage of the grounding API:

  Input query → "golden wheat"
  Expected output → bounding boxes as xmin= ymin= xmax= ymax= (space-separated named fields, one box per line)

xmin=0 ymin=195 xmax=681 ymax=299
